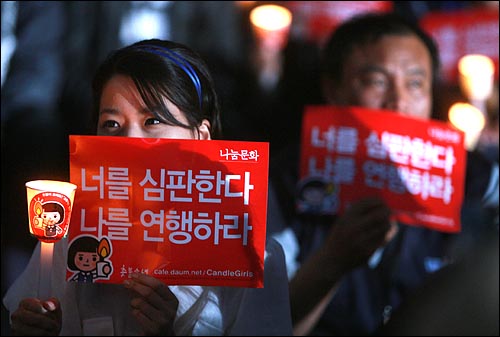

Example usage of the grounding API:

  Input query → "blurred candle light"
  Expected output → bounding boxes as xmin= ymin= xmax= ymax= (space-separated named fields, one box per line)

xmin=458 ymin=54 xmax=495 ymax=103
xmin=448 ymin=102 xmax=486 ymax=150
xmin=236 ymin=1 xmax=256 ymax=9
xmin=249 ymin=4 xmax=292 ymax=91
xmin=250 ymin=4 xmax=292 ymax=51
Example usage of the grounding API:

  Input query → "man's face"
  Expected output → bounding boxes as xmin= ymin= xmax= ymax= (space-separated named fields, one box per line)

xmin=325 ymin=35 xmax=433 ymax=120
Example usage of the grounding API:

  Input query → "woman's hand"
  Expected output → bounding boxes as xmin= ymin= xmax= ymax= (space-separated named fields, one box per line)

xmin=124 ymin=273 xmax=179 ymax=335
xmin=10 ymin=298 xmax=62 ymax=336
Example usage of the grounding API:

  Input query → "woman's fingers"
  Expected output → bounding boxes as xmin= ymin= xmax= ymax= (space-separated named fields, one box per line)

xmin=124 ymin=273 xmax=178 ymax=335
xmin=11 ymin=298 xmax=61 ymax=336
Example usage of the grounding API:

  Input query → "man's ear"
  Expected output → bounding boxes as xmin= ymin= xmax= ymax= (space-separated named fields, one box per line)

xmin=198 ymin=119 xmax=211 ymax=140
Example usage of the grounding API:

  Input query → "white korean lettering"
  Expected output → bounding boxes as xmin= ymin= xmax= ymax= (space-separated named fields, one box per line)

xmin=139 ymin=168 xmax=166 ymax=201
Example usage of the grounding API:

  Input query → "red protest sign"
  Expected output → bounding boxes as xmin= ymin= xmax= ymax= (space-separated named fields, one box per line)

xmin=286 ymin=1 xmax=392 ymax=45
xmin=298 ymin=106 xmax=466 ymax=233
xmin=420 ymin=7 xmax=499 ymax=84
xmin=67 ymin=135 xmax=269 ymax=288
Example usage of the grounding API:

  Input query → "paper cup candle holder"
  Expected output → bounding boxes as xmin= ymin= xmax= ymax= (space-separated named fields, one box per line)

xmin=26 ymin=180 xmax=77 ymax=243
xmin=26 ymin=180 xmax=77 ymax=299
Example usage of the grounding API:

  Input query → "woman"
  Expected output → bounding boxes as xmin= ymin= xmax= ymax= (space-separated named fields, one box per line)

xmin=3 ymin=39 xmax=292 ymax=336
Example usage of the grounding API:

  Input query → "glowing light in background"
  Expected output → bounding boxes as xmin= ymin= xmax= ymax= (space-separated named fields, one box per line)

xmin=458 ymin=54 xmax=495 ymax=101
xmin=249 ymin=4 xmax=293 ymax=91
xmin=448 ymin=102 xmax=486 ymax=150
xmin=249 ymin=4 xmax=292 ymax=52
xmin=250 ymin=4 xmax=292 ymax=31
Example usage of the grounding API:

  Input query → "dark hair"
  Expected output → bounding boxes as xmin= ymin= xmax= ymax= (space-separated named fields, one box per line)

xmin=321 ymin=12 xmax=441 ymax=88
xmin=91 ymin=39 xmax=222 ymax=139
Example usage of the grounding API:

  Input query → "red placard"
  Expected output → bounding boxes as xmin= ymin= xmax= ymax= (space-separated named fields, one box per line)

xmin=298 ymin=106 xmax=466 ymax=233
xmin=286 ymin=1 xmax=393 ymax=45
xmin=67 ymin=135 xmax=269 ymax=288
xmin=420 ymin=7 xmax=499 ymax=83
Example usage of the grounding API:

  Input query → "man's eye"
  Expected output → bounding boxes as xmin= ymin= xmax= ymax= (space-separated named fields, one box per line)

xmin=367 ymin=79 xmax=388 ymax=89
xmin=361 ymin=76 xmax=388 ymax=90
xmin=408 ymin=79 xmax=424 ymax=90
xmin=101 ymin=120 xmax=120 ymax=128
xmin=145 ymin=118 xmax=162 ymax=125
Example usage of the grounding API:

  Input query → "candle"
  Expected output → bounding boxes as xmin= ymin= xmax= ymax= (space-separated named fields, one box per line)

xmin=249 ymin=4 xmax=292 ymax=52
xmin=26 ymin=180 xmax=76 ymax=299
xmin=458 ymin=54 xmax=495 ymax=108
xmin=448 ymin=102 xmax=486 ymax=150
xmin=39 ymin=241 xmax=55 ymax=300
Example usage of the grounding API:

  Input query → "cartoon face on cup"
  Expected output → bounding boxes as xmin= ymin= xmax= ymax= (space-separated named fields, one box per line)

xmin=26 ymin=180 xmax=77 ymax=243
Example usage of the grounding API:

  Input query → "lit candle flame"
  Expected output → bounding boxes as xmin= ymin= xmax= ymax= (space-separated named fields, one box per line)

xmin=98 ymin=238 xmax=111 ymax=258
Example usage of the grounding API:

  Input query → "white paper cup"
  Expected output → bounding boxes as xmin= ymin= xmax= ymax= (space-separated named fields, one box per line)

xmin=26 ymin=180 xmax=77 ymax=243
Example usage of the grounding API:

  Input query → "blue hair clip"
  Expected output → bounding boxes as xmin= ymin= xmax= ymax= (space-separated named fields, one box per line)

xmin=134 ymin=45 xmax=203 ymax=110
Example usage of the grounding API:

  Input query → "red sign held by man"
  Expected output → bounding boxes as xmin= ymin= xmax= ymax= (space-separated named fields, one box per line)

xmin=298 ymin=106 xmax=466 ymax=233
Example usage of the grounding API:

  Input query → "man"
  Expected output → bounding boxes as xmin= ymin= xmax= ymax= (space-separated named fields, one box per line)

xmin=279 ymin=12 xmax=499 ymax=335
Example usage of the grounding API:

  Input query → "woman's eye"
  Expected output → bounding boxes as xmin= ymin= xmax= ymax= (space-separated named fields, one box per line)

xmin=101 ymin=120 xmax=120 ymax=129
xmin=145 ymin=118 xmax=162 ymax=126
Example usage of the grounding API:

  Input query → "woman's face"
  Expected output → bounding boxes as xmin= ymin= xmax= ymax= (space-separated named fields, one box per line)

xmin=97 ymin=75 xmax=211 ymax=140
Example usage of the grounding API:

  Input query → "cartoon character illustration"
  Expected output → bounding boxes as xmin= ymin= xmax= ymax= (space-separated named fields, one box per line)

xmin=67 ymin=236 xmax=113 ymax=283
xmin=32 ymin=201 xmax=65 ymax=238
xmin=296 ymin=176 xmax=340 ymax=215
